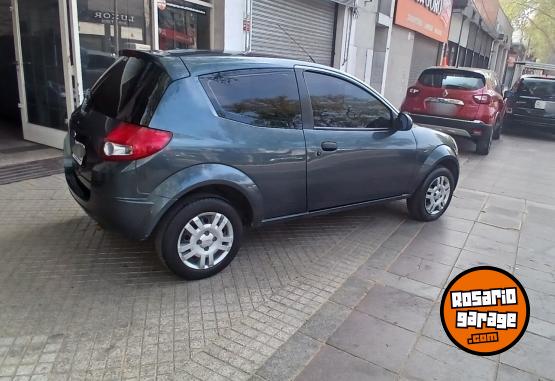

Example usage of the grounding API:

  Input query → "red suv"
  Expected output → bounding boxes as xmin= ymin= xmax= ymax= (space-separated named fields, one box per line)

xmin=401 ymin=67 xmax=504 ymax=155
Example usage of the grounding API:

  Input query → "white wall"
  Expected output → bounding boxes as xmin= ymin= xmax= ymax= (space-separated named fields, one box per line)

xmin=224 ymin=0 xmax=247 ymax=51
xmin=384 ymin=26 xmax=415 ymax=108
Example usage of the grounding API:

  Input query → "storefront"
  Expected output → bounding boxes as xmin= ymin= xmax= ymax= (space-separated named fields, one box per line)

xmin=384 ymin=0 xmax=452 ymax=107
xmin=250 ymin=0 xmax=338 ymax=65
xmin=8 ymin=0 xmax=214 ymax=148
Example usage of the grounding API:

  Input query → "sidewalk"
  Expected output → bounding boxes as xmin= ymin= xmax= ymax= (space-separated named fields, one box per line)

xmin=254 ymin=133 xmax=555 ymax=381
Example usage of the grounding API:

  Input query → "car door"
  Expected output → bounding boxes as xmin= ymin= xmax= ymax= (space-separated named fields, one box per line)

xmin=298 ymin=68 xmax=418 ymax=212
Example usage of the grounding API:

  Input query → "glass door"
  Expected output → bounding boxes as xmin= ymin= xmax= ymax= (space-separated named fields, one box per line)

xmin=12 ymin=0 xmax=73 ymax=148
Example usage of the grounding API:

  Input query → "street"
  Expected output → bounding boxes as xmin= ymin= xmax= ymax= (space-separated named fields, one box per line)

xmin=0 ymin=131 xmax=554 ymax=381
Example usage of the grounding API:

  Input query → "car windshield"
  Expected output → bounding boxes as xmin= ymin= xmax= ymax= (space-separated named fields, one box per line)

xmin=516 ymin=78 xmax=555 ymax=98
xmin=418 ymin=69 xmax=486 ymax=90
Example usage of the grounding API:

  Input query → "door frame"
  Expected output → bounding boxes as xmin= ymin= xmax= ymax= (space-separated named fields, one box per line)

xmin=11 ymin=0 xmax=74 ymax=149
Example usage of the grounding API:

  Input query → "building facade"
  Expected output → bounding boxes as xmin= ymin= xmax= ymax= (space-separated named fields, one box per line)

xmin=0 ymin=0 xmax=513 ymax=149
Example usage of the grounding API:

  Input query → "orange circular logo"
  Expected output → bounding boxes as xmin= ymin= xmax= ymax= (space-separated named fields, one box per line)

xmin=440 ymin=266 xmax=530 ymax=356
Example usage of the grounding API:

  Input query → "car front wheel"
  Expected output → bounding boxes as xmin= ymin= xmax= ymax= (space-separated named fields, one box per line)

xmin=407 ymin=167 xmax=455 ymax=221
xmin=155 ymin=197 xmax=243 ymax=280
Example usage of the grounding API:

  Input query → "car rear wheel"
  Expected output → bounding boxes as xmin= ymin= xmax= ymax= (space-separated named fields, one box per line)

xmin=407 ymin=167 xmax=454 ymax=222
xmin=476 ymin=129 xmax=493 ymax=155
xmin=492 ymin=119 xmax=502 ymax=140
xmin=155 ymin=197 xmax=243 ymax=280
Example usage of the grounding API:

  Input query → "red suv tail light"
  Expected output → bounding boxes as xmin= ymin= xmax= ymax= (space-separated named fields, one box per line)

xmin=473 ymin=94 xmax=492 ymax=104
xmin=102 ymin=122 xmax=172 ymax=161
xmin=407 ymin=87 xmax=420 ymax=96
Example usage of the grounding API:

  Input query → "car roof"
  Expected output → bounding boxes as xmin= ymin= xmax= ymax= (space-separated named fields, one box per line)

xmin=422 ymin=66 xmax=495 ymax=76
xmin=122 ymin=49 xmax=334 ymax=79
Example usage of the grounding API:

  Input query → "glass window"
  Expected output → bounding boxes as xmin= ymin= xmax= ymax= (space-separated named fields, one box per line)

xmin=201 ymin=70 xmax=302 ymax=129
xmin=158 ymin=1 xmax=210 ymax=50
xmin=517 ymin=78 xmax=555 ymax=98
xmin=418 ymin=69 xmax=486 ymax=90
xmin=77 ymin=0 xmax=152 ymax=91
xmin=304 ymin=72 xmax=392 ymax=129
xmin=89 ymin=56 xmax=170 ymax=125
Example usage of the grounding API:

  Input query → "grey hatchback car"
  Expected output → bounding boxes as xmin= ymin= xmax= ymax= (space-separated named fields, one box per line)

xmin=65 ymin=50 xmax=459 ymax=280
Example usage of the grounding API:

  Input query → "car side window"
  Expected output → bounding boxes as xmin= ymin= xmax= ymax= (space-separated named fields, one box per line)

xmin=201 ymin=69 xmax=302 ymax=129
xmin=304 ymin=71 xmax=392 ymax=129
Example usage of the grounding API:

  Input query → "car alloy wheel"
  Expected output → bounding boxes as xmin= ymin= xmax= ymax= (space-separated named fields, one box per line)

xmin=425 ymin=175 xmax=451 ymax=215
xmin=177 ymin=212 xmax=234 ymax=270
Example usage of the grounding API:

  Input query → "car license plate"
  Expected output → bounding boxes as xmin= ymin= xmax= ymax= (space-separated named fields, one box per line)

xmin=535 ymin=100 xmax=546 ymax=109
xmin=72 ymin=141 xmax=86 ymax=166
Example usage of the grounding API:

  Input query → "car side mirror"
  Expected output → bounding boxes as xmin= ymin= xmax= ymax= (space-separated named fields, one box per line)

xmin=394 ymin=112 xmax=413 ymax=131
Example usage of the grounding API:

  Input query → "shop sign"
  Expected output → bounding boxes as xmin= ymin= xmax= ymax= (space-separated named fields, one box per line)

xmin=394 ymin=0 xmax=453 ymax=42
xmin=93 ymin=11 xmax=136 ymax=25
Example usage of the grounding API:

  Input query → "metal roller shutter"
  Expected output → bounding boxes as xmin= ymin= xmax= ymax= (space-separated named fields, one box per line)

xmin=408 ymin=34 xmax=441 ymax=86
xmin=252 ymin=0 xmax=337 ymax=65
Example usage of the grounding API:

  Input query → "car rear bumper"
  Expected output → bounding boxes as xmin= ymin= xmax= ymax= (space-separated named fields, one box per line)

xmin=504 ymin=113 xmax=555 ymax=130
xmin=63 ymin=136 xmax=165 ymax=240
xmin=408 ymin=113 xmax=492 ymax=140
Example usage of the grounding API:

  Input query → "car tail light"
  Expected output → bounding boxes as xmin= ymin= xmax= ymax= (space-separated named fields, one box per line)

xmin=102 ymin=122 xmax=172 ymax=161
xmin=407 ymin=87 xmax=420 ymax=96
xmin=473 ymin=94 xmax=492 ymax=104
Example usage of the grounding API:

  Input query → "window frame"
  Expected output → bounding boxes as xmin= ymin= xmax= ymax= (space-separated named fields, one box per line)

xmin=295 ymin=66 xmax=396 ymax=132
xmin=199 ymin=68 xmax=304 ymax=130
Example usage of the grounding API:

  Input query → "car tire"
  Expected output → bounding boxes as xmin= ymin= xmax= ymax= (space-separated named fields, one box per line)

xmin=476 ymin=129 xmax=493 ymax=155
xmin=407 ymin=166 xmax=455 ymax=222
xmin=492 ymin=119 xmax=502 ymax=140
xmin=155 ymin=197 xmax=243 ymax=280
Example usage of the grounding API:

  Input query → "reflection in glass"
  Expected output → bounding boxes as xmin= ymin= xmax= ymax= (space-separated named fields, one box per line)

xmin=203 ymin=71 xmax=302 ymax=129
xmin=305 ymin=72 xmax=392 ymax=129
xmin=158 ymin=1 xmax=210 ymax=50
xmin=77 ymin=0 xmax=151 ymax=90
xmin=19 ymin=0 xmax=66 ymax=130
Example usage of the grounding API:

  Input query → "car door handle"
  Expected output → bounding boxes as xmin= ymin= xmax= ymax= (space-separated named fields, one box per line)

xmin=321 ymin=141 xmax=337 ymax=151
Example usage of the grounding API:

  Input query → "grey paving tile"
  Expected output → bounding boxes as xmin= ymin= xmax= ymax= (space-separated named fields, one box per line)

xmin=329 ymin=277 xmax=374 ymax=309
xmin=428 ymin=215 xmax=475 ymax=234
xmin=478 ymin=210 xmax=523 ymax=230
xmin=296 ymin=345 xmax=395 ymax=381
xmin=496 ymin=364 xmax=543 ymax=381
xmin=421 ymin=303 xmax=453 ymax=346
xmin=255 ymin=333 xmax=321 ymax=381
xmin=516 ymin=246 xmax=555 ymax=272
xmin=500 ymin=333 xmax=555 ymax=380
xmin=356 ymin=285 xmax=433 ymax=332
xmin=417 ymin=225 xmax=469 ymax=248
xmin=373 ymin=271 xmax=442 ymax=301
xmin=388 ymin=255 xmax=452 ymax=288
xmin=299 ymin=302 xmax=351 ymax=342
xmin=328 ymin=311 xmax=417 ymax=373
xmin=455 ymin=249 xmax=515 ymax=272
xmin=402 ymin=336 xmax=497 ymax=381
xmin=401 ymin=237 xmax=462 ymax=266
xmin=471 ymin=222 xmax=521 ymax=245
xmin=516 ymin=266 xmax=555 ymax=296
xmin=359 ymin=247 xmax=402 ymax=271
xmin=527 ymin=317 xmax=555 ymax=341
xmin=526 ymin=289 xmax=555 ymax=324
xmin=464 ymin=234 xmax=518 ymax=256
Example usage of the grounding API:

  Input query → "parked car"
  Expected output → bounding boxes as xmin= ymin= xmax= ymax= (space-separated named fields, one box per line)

xmin=401 ymin=67 xmax=505 ymax=155
xmin=503 ymin=76 xmax=555 ymax=131
xmin=64 ymin=50 xmax=459 ymax=280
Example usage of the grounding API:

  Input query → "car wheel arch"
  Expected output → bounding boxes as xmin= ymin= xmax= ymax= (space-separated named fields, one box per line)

xmin=413 ymin=145 xmax=459 ymax=194
xmin=146 ymin=163 xmax=264 ymax=238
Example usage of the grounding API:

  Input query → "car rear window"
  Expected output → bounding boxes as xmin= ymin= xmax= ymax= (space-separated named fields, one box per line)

xmin=418 ymin=69 xmax=486 ymax=90
xmin=200 ymin=69 xmax=302 ymax=129
xmin=516 ymin=78 xmax=555 ymax=98
xmin=89 ymin=56 xmax=171 ymax=125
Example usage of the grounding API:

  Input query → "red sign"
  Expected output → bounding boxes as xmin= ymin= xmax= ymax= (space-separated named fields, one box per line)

xmin=395 ymin=0 xmax=453 ymax=42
